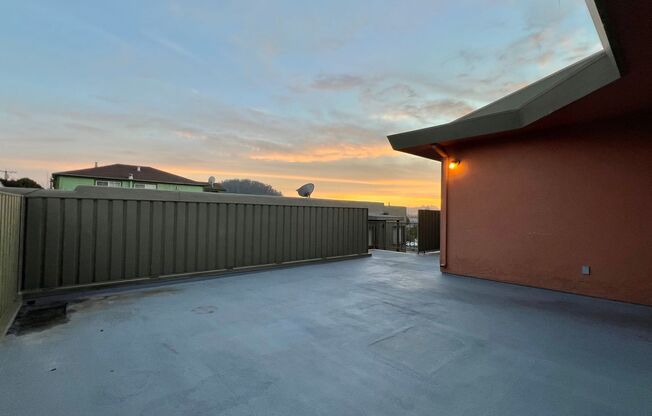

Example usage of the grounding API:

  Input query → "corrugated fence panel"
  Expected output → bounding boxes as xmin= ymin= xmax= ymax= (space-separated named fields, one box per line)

xmin=259 ymin=205 xmax=269 ymax=264
xmin=95 ymin=199 xmax=110 ymax=283
xmin=138 ymin=201 xmax=152 ymax=278
xmin=78 ymin=199 xmax=94 ymax=286
xmin=150 ymin=201 xmax=164 ymax=276
xmin=20 ymin=190 xmax=369 ymax=293
xmin=252 ymin=204 xmax=262 ymax=265
xmin=61 ymin=199 xmax=78 ymax=287
xmin=196 ymin=202 xmax=208 ymax=272
xmin=0 ymin=192 xmax=22 ymax=333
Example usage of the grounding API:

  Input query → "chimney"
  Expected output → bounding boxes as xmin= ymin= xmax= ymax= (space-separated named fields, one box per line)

xmin=94 ymin=161 xmax=98 ymax=168
xmin=137 ymin=166 xmax=141 ymax=172
xmin=128 ymin=173 xmax=134 ymax=180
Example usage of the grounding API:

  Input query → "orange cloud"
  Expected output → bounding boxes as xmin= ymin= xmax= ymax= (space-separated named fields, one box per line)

xmin=174 ymin=129 xmax=206 ymax=140
xmin=248 ymin=143 xmax=397 ymax=162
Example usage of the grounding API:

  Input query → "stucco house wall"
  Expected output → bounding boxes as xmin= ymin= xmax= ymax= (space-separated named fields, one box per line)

xmin=54 ymin=176 xmax=95 ymax=190
xmin=442 ymin=114 xmax=652 ymax=305
xmin=385 ymin=1 xmax=651 ymax=305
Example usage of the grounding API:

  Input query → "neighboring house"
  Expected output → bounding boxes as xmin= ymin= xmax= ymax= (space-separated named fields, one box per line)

xmin=52 ymin=164 xmax=211 ymax=192
xmin=387 ymin=1 xmax=652 ymax=305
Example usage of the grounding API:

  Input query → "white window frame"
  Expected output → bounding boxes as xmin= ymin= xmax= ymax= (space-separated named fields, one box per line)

xmin=95 ymin=180 xmax=122 ymax=188
xmin=133 ymin=183 xmax=157 ymax=190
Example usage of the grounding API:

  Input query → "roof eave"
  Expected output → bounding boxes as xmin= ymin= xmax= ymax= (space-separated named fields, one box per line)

xmin=388 ymin=51 xmax=620 ymax=159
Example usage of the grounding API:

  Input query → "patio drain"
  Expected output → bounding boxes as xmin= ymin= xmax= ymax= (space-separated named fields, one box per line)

xmin=8 ymin=302 xmax=69 ymax=335
xmin=192 ymin=305 xmax=218 ymax=314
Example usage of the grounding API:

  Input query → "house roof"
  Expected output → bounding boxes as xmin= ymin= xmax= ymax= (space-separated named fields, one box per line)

xmin=53 ymin=164 xmax=206 ymax=186
xmin=387 ymin=0 xmax=651 ymax=161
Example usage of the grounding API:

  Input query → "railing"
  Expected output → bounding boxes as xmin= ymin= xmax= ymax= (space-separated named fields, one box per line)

xmin=405 ymin=222 xmax=418 ymax=252
xmin=0 ymin=191 xmax=23 ymax=333
xmin=18 ymin=187 xmax=369 ymax=294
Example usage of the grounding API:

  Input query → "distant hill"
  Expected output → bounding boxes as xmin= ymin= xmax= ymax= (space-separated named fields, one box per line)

xmin=220 ymin=179 xmax=282 ymax=196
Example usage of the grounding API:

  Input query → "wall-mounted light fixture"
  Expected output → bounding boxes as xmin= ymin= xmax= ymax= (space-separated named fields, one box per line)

xmin=448 ymin=159 xmax=460 ymax=170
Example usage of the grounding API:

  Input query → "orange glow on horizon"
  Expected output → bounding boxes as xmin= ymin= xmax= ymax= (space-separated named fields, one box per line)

xmin=315 ymin=192 xmax=440 ymax=209
xmin=156 ymin=165 xmax=438 ymax=188
xmin=6 ymin=159 xmax=441 ymax=208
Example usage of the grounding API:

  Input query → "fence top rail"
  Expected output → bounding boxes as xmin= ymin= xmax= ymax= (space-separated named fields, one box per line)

xmin=0 ymin=189 xmax=24 ymax=198
xmin=1 ymin=186 xmax=377 ymax=210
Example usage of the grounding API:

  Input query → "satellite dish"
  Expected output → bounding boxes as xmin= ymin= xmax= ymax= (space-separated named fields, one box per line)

xmin=296 ymin=183 xmax=315 ymax=198
xmin=208 ymin=176 xmax=216 ymax=188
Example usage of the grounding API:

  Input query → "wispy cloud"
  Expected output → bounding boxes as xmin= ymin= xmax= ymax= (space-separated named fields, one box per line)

xmin=310 ymin=74 xmax=367 ymax=91
xmin=377 ymin=99 xmax=474 ymax=124
xmin=141 ymin=30 xmax=201 ymax=62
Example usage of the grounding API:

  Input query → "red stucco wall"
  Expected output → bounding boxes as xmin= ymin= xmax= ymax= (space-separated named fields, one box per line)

xmin=442 ymin=115 xmax=652 ymax=305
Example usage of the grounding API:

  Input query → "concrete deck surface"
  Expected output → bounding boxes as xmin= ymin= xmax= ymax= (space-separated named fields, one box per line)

xmin=1 ymin=250 xmax=651 ymax=415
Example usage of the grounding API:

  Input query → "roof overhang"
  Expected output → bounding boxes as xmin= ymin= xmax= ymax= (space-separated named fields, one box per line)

xmin=387 ymin=0 xmax=621 ymax=161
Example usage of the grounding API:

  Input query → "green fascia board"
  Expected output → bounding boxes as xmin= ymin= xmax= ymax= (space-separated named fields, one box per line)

xmin=387 ymin=51 xmax=620 ymax=153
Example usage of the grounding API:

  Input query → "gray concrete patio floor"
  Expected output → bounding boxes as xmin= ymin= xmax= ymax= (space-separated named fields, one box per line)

xmin=1 ymin=250 xmax=651 ymax=415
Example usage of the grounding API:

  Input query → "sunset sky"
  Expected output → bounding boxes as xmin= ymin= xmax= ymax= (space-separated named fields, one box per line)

xmin=0 ymin=0 xmax=601 ymax=208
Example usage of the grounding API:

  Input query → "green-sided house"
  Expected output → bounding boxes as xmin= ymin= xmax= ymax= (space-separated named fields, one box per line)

xmin=52 ymin=164 xmax=209 ymax=192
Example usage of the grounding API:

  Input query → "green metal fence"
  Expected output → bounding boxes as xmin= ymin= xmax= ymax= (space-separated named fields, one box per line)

xmin=19 ymin=187 xmax=369 ymax=294
xmin=0 ymin=191 xmax=23 ymax=333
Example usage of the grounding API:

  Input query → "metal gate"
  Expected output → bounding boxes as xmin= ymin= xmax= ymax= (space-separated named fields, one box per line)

xmin=417 ymin=210 xmax=440 ymax=253
xmin=368 ymin=219 xmax=405 ymax=251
